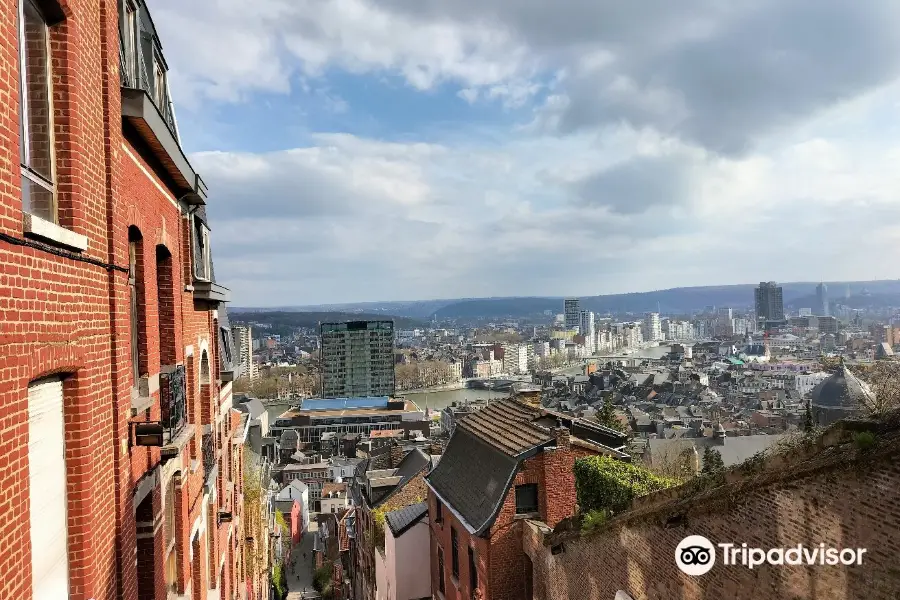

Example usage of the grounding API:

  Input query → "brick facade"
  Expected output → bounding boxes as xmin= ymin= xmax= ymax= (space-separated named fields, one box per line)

xmin=524 ymin=431 xmax=900 ymax=600
xmin=0 ymin=0 xmax=243 ymax=599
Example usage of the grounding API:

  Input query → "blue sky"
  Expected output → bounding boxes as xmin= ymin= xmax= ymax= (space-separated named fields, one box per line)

xmin=151 ymin=0 xmax=900 ymax=306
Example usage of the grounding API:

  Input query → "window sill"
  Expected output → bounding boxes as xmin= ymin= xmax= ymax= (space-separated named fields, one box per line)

xmin=23 ymin=213 xmax=88 ymax=252
xmin=514 ymin=512 xmax=540 ymax=520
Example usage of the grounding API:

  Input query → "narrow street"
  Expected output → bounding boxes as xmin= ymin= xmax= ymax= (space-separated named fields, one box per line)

xmin=286 ymin=520 xmax=319 ymax=599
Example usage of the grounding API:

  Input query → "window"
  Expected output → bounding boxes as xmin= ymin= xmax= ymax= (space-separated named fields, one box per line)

xmin=435 ymin=499 xmax=443 ymax=524
xmin=153 ymin=53 xmax=167 ymax=106
xmin=468 ymin=546 xmax=478 ymax=593
xmin=437 ymin=547 xmax=445 ymax=594
xmin=450 ymin=527 xmax=459 ymax=579
xmin=18 ymin=0 xmax=56 ymax=222
xmin=128 ymin=229 xmax=143 ymax=388
xmin=515 ymin=483 xmax=539 ymax=515
xmin=121 ymin=0 xmax=138 ymax=85
xmin=193 ymin=217 xmax=211 ymax=280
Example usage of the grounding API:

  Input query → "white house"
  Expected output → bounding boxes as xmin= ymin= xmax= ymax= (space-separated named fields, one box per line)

xmin=375 ymin=502 xmax=431 ymax=600
xmin=274 ymin=479 xmax=309 ymax=535
xmin=320 ymin=482 xmax=350 ymax=515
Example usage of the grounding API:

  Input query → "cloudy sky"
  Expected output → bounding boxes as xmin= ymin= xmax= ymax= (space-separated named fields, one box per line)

xmin=152 ymin=0 xmax=900 ymax=306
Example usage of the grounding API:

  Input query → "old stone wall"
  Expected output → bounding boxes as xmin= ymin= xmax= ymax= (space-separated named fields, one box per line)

xmin=525 ymin=429 xmax=900 ymax=600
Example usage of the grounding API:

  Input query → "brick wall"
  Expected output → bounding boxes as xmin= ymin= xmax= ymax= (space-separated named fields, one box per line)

xmin=0 ymin=0 xmax=240 ymax=598
xmin=524 ymin=431 xmax=900 ymax=600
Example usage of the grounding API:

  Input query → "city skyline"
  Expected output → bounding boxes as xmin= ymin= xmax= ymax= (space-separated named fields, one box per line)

xmin=145 ymin=0 xmax=900 ymax=306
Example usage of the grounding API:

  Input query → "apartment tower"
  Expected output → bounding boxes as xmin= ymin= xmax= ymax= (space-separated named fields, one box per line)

xmin=321 ymin=320 xmax=396 ymax=398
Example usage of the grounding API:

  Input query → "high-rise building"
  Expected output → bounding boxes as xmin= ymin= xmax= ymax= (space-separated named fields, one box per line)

xmin=755 ymin=282 xmax=785 ymax=326
xmin=321 ymin=320 xmax=396 ymax=398
xmin=233 ymin=324 xmax=259 ymax=380
xmin=643 ymin=312 xmax=662 ymax=342
xmin=564 ymin=298 xmax=581 ymax=330
xmin=580 ymin=310 xmax=595 ymax=352
xmin=816 ymin=283 xmax=830 ymax=317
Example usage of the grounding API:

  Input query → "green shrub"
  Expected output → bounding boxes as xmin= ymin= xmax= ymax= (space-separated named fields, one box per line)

xmin=581 ymin=509 xmax=610 ymax=533
xmin=314 ymin=562 xmax=333 ymax=594
xmin=272 ymin=564 xmax=287 ymax=600
xmin=853 ymin=431 xmax=876 ymax=450
xmin=574 ymin=455 xmax=677 ymax=514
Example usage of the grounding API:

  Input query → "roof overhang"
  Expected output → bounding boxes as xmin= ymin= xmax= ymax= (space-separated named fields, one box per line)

xmin=121 ymin=87 xmax=207 ymax=205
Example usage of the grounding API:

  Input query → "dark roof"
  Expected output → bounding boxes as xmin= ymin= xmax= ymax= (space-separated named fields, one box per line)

xmin=456 ymin=398 xmax=555 ymax=457
xmin=368 ymin=447 xmax=431 ymax=509
xmin=648 ymin=434 xmax=787 ymax=468
xmin=426 ymin=428 xmax=519 ymax=536
xmin=385 ymin=502 xmax=428 ymax=537
xmin=811 ymin=365 xmax=875 ymax=411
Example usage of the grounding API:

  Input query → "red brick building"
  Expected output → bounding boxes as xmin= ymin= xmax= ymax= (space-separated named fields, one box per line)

xmin=0 ymin=1 xmax=247 ymax=599
xmin=425 ymin=399 xmax=630 ymax=600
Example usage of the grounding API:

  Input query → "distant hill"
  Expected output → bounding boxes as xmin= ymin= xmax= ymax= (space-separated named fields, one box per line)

xmin=229 ymin=310 xmax=427 ymax=331
xmin=430 ymin=281 xmax=900 ymax=319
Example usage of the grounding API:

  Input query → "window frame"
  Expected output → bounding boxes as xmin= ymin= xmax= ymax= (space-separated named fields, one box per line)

xmin=18 ymin=0 xmax=57 ymax=223
xmin=437 ymin=547 xmax=446 ymax=594
xmin=434 ymin=499 xmax=443 ymax=524
xmin=514 ymin=483 xmax=539 ymax=515
xmin=193 ymin=216 xmax=211 ymax=281
xmin=121 ymin=0 xmax=139 ymax=85
xmin=129 ymin=237 xmax=141 ymax=388
xmin=450 ymin=527 xmax=459 ymax=580
xmin=468 ymin=545 xmax=478 ymax=593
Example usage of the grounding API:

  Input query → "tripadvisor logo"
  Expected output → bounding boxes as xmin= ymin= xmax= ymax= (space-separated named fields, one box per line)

xmin=675 ymin=536 xmax=867 ymax=576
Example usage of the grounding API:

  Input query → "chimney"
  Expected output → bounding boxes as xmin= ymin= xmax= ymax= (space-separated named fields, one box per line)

xmin=553 ymin=426 xmax=570 ymax=450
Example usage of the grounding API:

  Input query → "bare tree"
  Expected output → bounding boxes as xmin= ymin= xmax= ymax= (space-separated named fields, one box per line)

xmin=645 ymin=440 xmax=697 ymax=482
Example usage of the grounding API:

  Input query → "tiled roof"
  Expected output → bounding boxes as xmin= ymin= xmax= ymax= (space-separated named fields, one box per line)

xmin=457 ymin=398 xmax=554 ymax=456
xmin=426 ymin=428 xmax=519 ymax=536
xmin=385 ymin=502 xmax=428 ymax=537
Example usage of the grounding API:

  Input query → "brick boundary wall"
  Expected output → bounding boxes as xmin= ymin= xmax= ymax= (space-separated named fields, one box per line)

xmin=525 ymin=420 xmax=900 ymax=600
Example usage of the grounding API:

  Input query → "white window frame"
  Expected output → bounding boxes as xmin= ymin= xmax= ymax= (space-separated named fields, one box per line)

xmin=122 ymin=0 xmax=138 ymax=85
xmin=194 ymin=217 xmax=211 ymax=281
xmin=18 ymin=0 xmax=57 ymax=222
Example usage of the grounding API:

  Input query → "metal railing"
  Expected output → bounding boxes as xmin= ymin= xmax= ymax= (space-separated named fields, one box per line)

xmin=118 ymin=12 xmax=179 ymax=139
xmin=202 ymin=433 xmax=216 ymax=482
xmin=160 ymin=365 xmax=186 ymax=441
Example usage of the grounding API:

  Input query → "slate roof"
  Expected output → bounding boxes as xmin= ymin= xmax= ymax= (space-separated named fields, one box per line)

xmin=811 ymin=364 xmax=875 ymax=411
xmin=385 ymin=501 xmax=428 ymax=537
xmin=457 ymin=398 xmax=553 ymax=456
xmin=426 ymin=428 xmax=519 ymax=536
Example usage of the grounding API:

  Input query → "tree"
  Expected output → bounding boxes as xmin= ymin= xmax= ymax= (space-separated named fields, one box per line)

xmin=701 ymin=447 xmax=725 ymax=475
xmin=646 ymin=441 xmax=696 ymax=482
xmin=595 ymin=398 xmax=628 ymax=434
xmin=851 ymin=360 xmax=900 ymax=416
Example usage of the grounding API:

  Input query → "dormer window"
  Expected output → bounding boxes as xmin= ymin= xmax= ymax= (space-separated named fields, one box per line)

xmin=121 ymin=0 xmax=138 ymax=85
xmin=193 ymin=216 xmax=210 ymax=281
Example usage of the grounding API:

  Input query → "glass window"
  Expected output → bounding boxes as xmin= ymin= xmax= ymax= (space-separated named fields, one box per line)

xmin=129 ymin=235 xmax=141 ymax=387
xmin=437 ymin=548 xmax=445 ymax=593
xmin=18 ymin=0 xmax=56 ymax=222
xmin=451 ymin=527 xmax=459 ymax=579
xmin=515 ymin=483 xmax=539 ymax=514
xmin=468 ymin=546 xmax=478 ymax=593
xmin=121 ymin=1 xmax=138 ymax=85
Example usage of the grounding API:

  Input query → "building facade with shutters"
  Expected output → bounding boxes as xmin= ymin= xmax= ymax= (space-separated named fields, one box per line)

xmin=0 ymin=1 xmax=247 ymax=599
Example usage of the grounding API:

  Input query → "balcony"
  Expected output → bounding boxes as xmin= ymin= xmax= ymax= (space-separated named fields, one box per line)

xmin=119 ymin=2 xmax=206 ymax=205
xmin=160 ymin=366 xmax=192 ymax=458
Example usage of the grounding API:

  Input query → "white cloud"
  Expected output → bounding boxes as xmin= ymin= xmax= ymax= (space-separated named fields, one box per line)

xmin=141 ymin=0 xmax=900 ymax=304
xmin=198 ymin=111 xmax=900 ymax=304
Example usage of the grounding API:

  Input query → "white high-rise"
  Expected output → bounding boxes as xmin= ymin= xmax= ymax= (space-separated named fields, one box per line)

xmin=644 ymin=312 xmax=662 ymax=342
xmin=564 ymin=298 xmax=581 ymax=330
xmin=580 ymin=310 xmax=595 ymax=353
xmin=232 ymin=325 xmax=259 ymax=380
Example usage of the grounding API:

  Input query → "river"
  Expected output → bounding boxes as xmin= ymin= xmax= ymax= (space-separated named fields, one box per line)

xmin=264 ymin=344 xmax=674 ymax=421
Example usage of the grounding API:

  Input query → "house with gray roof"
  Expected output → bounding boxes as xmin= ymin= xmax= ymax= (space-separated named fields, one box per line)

xmin=425 ymin=398 xmax=629 ymax=600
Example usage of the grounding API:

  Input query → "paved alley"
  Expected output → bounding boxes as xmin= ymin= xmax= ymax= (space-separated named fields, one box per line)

xmin=286 ymin=519 xmax=319 ymax=599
